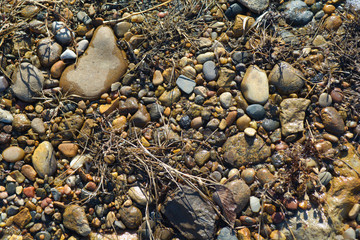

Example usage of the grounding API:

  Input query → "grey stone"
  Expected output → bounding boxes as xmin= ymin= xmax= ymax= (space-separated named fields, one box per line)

xmin=203 ymin=61 xmax=217 ymax=81
xmin=225 ymin=3 xmax=245 ymax=19
xmin=217 ymin=227 xmax=237 ymax=240
xmin=60 ymin=49 xmax=76 ymax=60
xmin=77 ymin=11 xmax=91 ymax=25
xmin=197 ymin=52 xmax=215 ymax=64
xmin=250 ymin=196 xmax=261 ymax=213
xmin=36 ymin=38 xmax=62 ymax=67
xmin=148 ymin=103 xmax=164 ymax=120
xmin=318 ymin=93 xmax=332 ymax=107
xmin=279 ymin=30 xmax=300 ymax=45
xmin=232 ymin=51 xmax=252 ymax=64
xmin=161 ymin=186 xmax=217 ymax=240
xmin=269 ymin=62 xmax=304 ymax=95
xmin=241 ymin=65 xmax=269 ymax=104
xmin=219 ymin=92 xmax=232 ymax=109
xmin=237 ymin=0 xmax=269 ymax=13
xmin=31 ymin=118 xmax=45 ymax=134
xmin=76 ymin=39 xmax=89 ymax=56
xmin=262 ymin=119 xmax=280 ymax=132
xmin=176 ymin=75 xmax=196 ymax=94
xmin=11 ymin=62 xmax=44 ymax=102
xmin=6 ymin=205 xmax=19 ymax=216
xmin=0 ymin=108 xmax=13 ymax=123
xmin=280 ymin=98 xmax=310 ymax=137
xmin=319 ymin=171 xmax=332 ymax=186
xmin=0 ymin=76 xmax=8 ymax=93
xmin=282 ymin=0 xmax=314 ymax=26
xmin=343 ymin=228 xmax=356 ymax=240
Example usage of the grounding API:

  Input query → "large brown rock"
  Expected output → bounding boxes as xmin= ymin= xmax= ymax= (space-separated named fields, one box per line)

xmin=223 ymin=132 xmax=271 ymax=167
xmin=321 ymin=107 xmax=345 ymax=135
xmin=60 ymin=25 xmax=128 ymax=100
xmin=63 ymin=205 xmax=91 ymax=236
xmin=269 ymin=61 xmax=304 ymax=95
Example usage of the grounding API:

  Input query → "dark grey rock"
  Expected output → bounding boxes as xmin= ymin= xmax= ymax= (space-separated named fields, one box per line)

xmin=246 ymin=104 xmax=266 ymax=120
xmin=7 ymin=205 xmax=19 ymax=216
xmin=161 ymin=186 xmax=217 ymax=240
xmin=148 ymin=103 xmax=164 ymax=120
xmin=52 ymin=21 xmax=73 ymax=46
xmin=319 ymin=171 xmax=332 ymax=186
xmin=225 ymin=3 xmax=245 ymax=19
xmin=262 ymin=119 xmax=280 ymax=132
xmin=232 ymin=51 xmax=252 ymax=64
xmin=6 ymin=182 xmax=17 ymax=195
xmin=77 ymin=11 xmax=91 ymax=25
xmin=179 ymin=115 xmax=191 ymax=129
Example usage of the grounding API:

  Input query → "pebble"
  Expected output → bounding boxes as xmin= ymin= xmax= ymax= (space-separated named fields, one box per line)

xmin=76 ymin=39 xmax=89 ymax=55
xmin=70 ymin=154 xmax=91 ymax=169
xmin=197 ymin=52 xmax=215 ymax=64
xmin=159 ymin=88 xmax=181 ymax=107
xmin=280 ymin=98 xmax=310 ymax=137
xmin=63 ymin=205 xmax=91 ymax=236
xmin=241 ymin=168 xmax=256 ymax=184
xmin=262 ymin=119 xmax=280 ymax=132
xmin=176 ymin=75 xmax=196 ymax=94
xmin=0 ymin=76 xmax=8 ymax=93
xmin=32 ymin=141 xmax=57 ymax=178
xmin=0 ymin=108 xmax=13 ymax=123
xmin=35 ymin=231 xmax=51 ymax=240
xmin=60 ymin=26 xmax=128 ymax=100
xmin=36 ymin=38 xmax=62 ymax=67
xmin=324 ymin=15 xmax=343 ymax=31
xmin=282 ymin=1 xmax=314 ymax=26
xmin=11 ymin=62 xmax=44 ymax=102
xmin=225 ymin=3 xmax=244 ymax=19
xmin=270 ymin=230 xmax=286 ymax=240
xmin=219 ymin=92 xmax=232 ymax=109
xmin=13 ymin=208 xmax=32 ymax=228
xmin=128 ymin=186 xmax=151 ymax=206
xmin=269 ymin=61 xmax=304 ymax=95
xmin=250 ymin=196 xmax=261 ymax=213
xmin=58 ymin=143 xmax=78 ymax=157
xmin=256 ymin=168 xmax=275 ymax=185
xmin=12 ymin=114 xmax=31 ymax=132
xmin=50 ymin=60 xmax=66 ymax=78
xmin=241 ymin=65 xmax=269 ymax=104
xmin=31 ymin=118 xmax=46 ymax=134
xmin=343 ymin=228 xmax=356 ymax=240
xmin=120 ymin=205 xmax=142 ymax=229
xmin=203 ymin=61 xmax=217 ymax=81
xmin=226 ymin=179 xmax=250 ymax=213
xmin=349 ymin=204 xmax=360 ymax=219
xmin=21 ymin=165 xmax=37 ymax=181
xmin=321 ymin=107 xmax=345 ymax=135
xmin=246 ymin=104 xmax=266 ymax=120
xmin=330 ymin=89 xmax=343 ymax=103
xmin=318 ymin=93 xmax=332 ymax=107
xmin=191 ymin=116 xmax=203 ymax=129
xmin=114 ymin=22 xmax=131 ymax=38
xmin=77 ymin=11 xmax=91 ymax=25
xmin=52 ymin=21 xmax=73 ymax=45
xmin=60 ymin=49 xmax=77 ymax=60
xmin=194 ymin=149 xmax=210 ymax=166
xmin=217 ymin=227 xmax=237 ymax=240
xmin=2 ymin=146 xmax=25 ymax=163
xmin=130 ymin=104 xmax=151 ymax=128
xmin=318 ymin=171 xmax=332 ymax=186
xmin=152 ymin=70 xmax=163 ymax=86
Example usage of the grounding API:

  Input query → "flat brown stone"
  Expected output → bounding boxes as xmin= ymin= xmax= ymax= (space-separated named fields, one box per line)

xmin=60 ymin=25 xmax=128 ymax=100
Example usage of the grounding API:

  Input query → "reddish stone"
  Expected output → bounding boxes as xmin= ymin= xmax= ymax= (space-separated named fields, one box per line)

xmin=23 ymin=186 xmax=35 ymax=198
xmin=272 ymin=212 xmax=285 ymax=224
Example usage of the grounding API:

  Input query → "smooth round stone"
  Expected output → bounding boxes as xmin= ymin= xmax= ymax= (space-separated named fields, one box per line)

xmin=241 ymin=65 xmax=269 ymax=104
xmin=31 ymin=118 xmax=45 ymax=134
xmin=241 ymin=168 xmax=255 ymax=184
xmin=11 ymin=62 xmax=44 ymax=102
xmin=0 ymin=108 xmax=13 ymax=123
xmin=35 ymin=231 xmax=51 ymax=240
xmin=219 ymin=92 xmax=232 ymax=109
xmin=238 ymin=0 xmax=268 ymax=13
xmin=194 ymin=149 xmax=210 ymax=166
xmin=349 ymin=203 xmax=360 ymax=220
xmin=58 ymin=143 xmax=78 ymax=157
xmin=246 ymin=104 xmax=266 ymax=120
xmin=203 ymin=61 xmax=217 ymax=81
xmin=324 ymin=15 xmax=343 ymax=31
xmin=60 ymin=49 xmax=76 ymax=60
xmin=76 ymin=39 xmax=89 ymax=55
xmin=283 ymin=1 xmax=313 ymax=26
xmin=52 ymin=21 xmax=73 ymax=46
xmin=250 ymin=196 xmax=261 ymax=213
xmin=77 ymin=11 xmax=91 ymax=24
xmin=321 ymin=107 xmax=345 ymax=135
xmin=271 ymin=152 xmax=285 ymax=168
xmin=262 ymin=119 xmax=280 ymax=132
xmin=318 ymin=93 xmax=332 ymax=107
xmin=196 ymin=52 xmax=215 ymax=64
xmin=12 ymin=114 xmax=31 ymax=132
xmin=330 ymin=89 xmax=343 ymax=103
xmin=114 ymin=22 xmax=131 ymax=38
xmin=120 ymin=205 xmax=142 ymax=229
xmin=2 ymin=146 xmax=25 ymax=163
xmin=207 ymin=118 xmax=220 ymax=130
xmin=50 ymin=60 xmax=66 ymax=79
xmin=32 ymin=141 xmax=57 ymax=178
xmin=244 ymin=127 xmax=256 ymax=137
xmin=36 ymin=38 xmax=62 ymax=67
xmin=152 ymin=70 xmax=163 ymax=86
xmin=319 ymin=171 xmax=332 ymax=186
xmin=191 ymin=117 xmax=203 ymax=129
xmin=179 ymin=115 xmax=191 ymax=129
xmin=228 ymin=168 xmax=240 ymax=179
xmin=210 ymin=171 xmax=222 ymax=182
xmin=128 ymin=186 xmax=151 ymax=206
xmin=256 ymin=168 xmax=275 ymax=185
xmin=130 ymin=105 xmax=150 ymax=128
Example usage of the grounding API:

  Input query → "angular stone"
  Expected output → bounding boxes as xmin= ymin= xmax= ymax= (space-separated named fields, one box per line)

xmin=161 ymin=186 xmax=217 ymax=240
xmin=63 ymin=205 xmax=91 ymax=236
xmin=269 ymin=62 xmax=304 ymax=95
xmin=0 ymin=108 xmax=13 ymax=123
xmin=241 ymin=65 xmax=269 ymax=105
xmin=223 ymin=132 xmax=271 ymax=167
xmin=11 ymin=62 xmax=44 ymax=102
xmin=282 ymin=1 xmax=314 ymax=26
xmin=233 ymin=15 xmax=255 ymax=37
xmin=176 ymin=75 xmax=196 ymax=94
xmin=60 ymin=25 xmax=128 ymax=100
xmin=280 ymin=98 xmax=310 ymax=137
xmin=13 ymin=208 xmax=32 ymax=228
xmin=32 ymin=141 xmax=57 ymax=178
xmin=217 ymin=68 xmax=236 ymax=89
xmin=321 ymin=107 xmax=345 ymax=135
xmin=130 ymin=104 xmax=151 ymax=128
xmin=225 ymin=179 xmax=250 ymax=213
xmin=159 ymin=87 xmax=181 ymax=107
